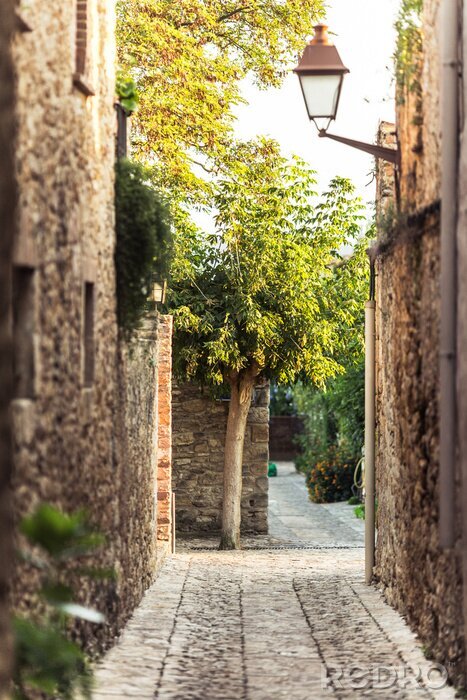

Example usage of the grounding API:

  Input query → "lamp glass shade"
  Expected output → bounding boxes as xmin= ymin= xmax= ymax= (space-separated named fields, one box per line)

xmin=298 ymin=73 xmax=343 ymax=122
xmin=151 ymin=281 xmax=166 ymax=304
xmin=294 ymin=25 xmax=349 ymax=128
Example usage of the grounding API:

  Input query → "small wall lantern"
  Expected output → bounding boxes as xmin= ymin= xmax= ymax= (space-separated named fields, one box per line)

xmin=151 ymin=280 xmax=167 ymax=305
xmin=294 ymin=24 xmax=349 ymax=132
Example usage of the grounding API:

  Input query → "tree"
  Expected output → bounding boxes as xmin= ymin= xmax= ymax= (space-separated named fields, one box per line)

xmin=116 ymin=0 xmax=324 ymax=197
xmin=0 ymin=0 xmax=17 ymax=693
xmin=169 ymin=139 xmax=366 ymax=548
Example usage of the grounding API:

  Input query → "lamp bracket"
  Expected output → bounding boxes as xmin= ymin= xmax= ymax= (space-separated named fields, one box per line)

xmin=318 ymin=129 xmax=400 ymax=165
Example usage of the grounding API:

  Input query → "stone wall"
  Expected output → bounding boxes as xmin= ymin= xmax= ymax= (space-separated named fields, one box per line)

xmin=173 ymin=384 xmax=269 ymax=535
xmin=373 ymin=0 xmax=465 ymax=683
xmin=10 ymin=0 xmax=167 ymax=654
xmin=374 ymin=210 xmax=463 ymax=683
xmin=0 ymin=0 xmax=17 ymax=693
xmin=114 ymin=316 xmax=160 ymax=629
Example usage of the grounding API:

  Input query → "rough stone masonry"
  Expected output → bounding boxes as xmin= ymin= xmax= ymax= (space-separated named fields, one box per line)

xmin=10 ymin=0 xmax=172 ymax=654
xmin=93 ymin=467 xmax=457 ymax=700
xmin=373 ymin=0 xmax=464 ymax=684
xmin=172 ymin=383 xmax=270 ymax=535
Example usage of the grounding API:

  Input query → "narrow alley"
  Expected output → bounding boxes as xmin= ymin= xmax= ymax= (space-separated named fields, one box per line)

xmin=93 ymin=465 xmax=454 ymax=699
xmin=5 ymin=1 xmax=467 ymax=697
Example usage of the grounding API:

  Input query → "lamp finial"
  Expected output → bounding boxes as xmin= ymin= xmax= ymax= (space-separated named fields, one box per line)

xmin=311 ymin=24 xmax=332 ymax=46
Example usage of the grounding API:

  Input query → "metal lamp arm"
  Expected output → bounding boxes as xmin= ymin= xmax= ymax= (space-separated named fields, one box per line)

xmin=318 ymin=129 xmax=400 ymax=165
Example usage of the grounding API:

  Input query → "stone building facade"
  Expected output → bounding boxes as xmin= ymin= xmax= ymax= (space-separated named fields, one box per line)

xmin=10 ymin=0 xmax=173 ymax=654
xmin=0 ymin=1 xmax=17 ymax=694
xmin=373 ymin=0 xmax=465 ymax=685
xmin=173 ymin=384 xmax=269 ymax=536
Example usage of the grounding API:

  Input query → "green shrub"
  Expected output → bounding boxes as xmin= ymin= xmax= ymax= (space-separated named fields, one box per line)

xmin=347 ymin=495 xmax=361 ymax=506
xmin=304 ymin=446 xmax=355 ymax=503
xmin=115 ymin=159 xmax=172 ymax=337
xmin=13 ymin=505 xmax=110 ymax=700
xmin=293 ymin=360 xmax=364 ymax=504
xmin=354 ymin=504 xmax=365 ymax=520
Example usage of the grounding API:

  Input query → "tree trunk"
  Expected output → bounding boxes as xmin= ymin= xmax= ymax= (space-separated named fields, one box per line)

xmin=219 ymin=373 xmax=255 ymax=550
xmin=0 ymin=0 xmax=17 ymax=695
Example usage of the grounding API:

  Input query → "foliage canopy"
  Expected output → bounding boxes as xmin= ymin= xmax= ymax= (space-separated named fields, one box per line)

xmin=169 ymin=139 xmax=367 ymax=390
xmin=117 ymin=0 xmax=324 ymax=195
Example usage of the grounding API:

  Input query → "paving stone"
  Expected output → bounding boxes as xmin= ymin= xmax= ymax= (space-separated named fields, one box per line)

xmin=93 ymin=463 xmax=457 ymax=700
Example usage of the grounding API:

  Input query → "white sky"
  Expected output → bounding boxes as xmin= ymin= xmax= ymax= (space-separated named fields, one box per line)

xmin=192 ymin=0 xmax=400 ymax=232
xmin=233 ymin=0 xmax=400 ymax=210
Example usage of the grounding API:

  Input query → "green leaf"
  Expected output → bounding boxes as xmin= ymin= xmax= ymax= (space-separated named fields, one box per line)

xmin=75 ymin=565 xmax=117 ymax=580
xmin=20 ymin=504 xmax=104 ymax=559
xmin=13 ymin=617 xmax=93 ymax=700
xmin=41 ymin=582 xmax=73 ymax=605
xmin=115 ymin=72 xmax=139 ymax=113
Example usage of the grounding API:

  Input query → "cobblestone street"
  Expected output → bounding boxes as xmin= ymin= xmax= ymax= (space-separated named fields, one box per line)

xmin=93 ymin=465 xmax=456 ymax=699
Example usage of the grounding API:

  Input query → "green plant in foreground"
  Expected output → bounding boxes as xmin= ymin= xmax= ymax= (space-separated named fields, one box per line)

xmin=13 ymin=504 xmax=109 ymax=700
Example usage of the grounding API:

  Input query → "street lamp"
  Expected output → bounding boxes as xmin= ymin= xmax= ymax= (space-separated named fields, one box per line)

xmin=151 ymin=280 xmax=167 ymax=305
xmin=294 ymin=24 xmax=399 ymax=165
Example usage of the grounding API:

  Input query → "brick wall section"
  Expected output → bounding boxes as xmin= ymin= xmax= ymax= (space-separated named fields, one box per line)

xmin=173 ymin=383 xmax=269 ymax=535
xmin=75 ymin=0 xmax=88 ymax=75
xmin=157 ymin=315 xmax=173 ymax=547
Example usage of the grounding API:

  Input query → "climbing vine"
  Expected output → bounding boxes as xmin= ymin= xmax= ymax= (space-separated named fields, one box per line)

xmin=394 ymin=0 xmax=423 ymax=98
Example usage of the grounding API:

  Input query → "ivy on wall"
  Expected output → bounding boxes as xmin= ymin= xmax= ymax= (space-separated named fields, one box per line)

xmin=115 ymin=159 xmax=172 ymax=338
xmin=394 ymin=0 xmax=423 ymax=98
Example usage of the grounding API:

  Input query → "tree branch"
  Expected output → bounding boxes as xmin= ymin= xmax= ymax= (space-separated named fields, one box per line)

xmin=188 ymin=157 xmax=214 ymax=174
xmin=216 ymin=6 xmax=254 ymax=23
xmin=178 ymin=5 xmax=254 ymax=28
